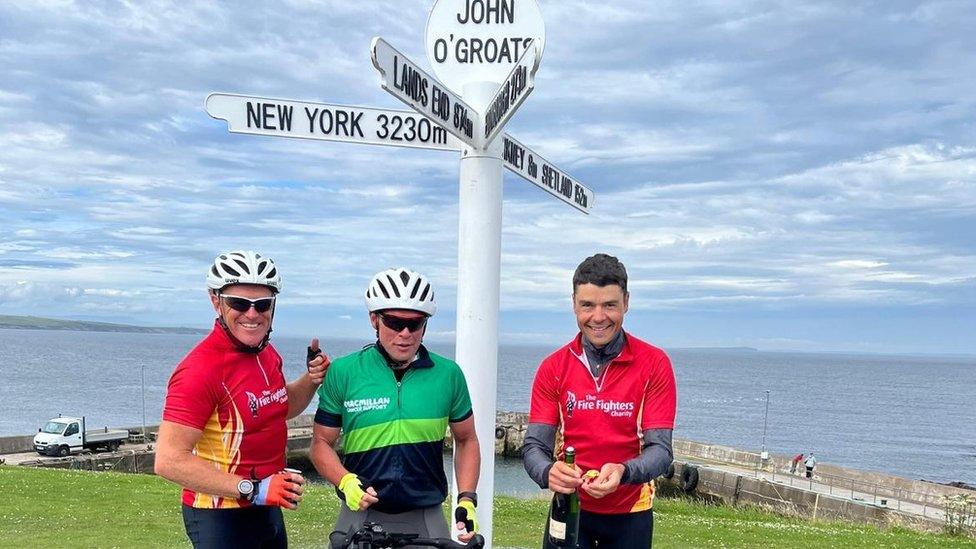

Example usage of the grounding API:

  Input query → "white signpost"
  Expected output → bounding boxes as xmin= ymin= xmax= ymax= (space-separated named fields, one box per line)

xmin=206 ymin=0 xmax=593 ymax=545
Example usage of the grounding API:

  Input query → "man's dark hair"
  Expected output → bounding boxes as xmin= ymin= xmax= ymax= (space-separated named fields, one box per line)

xmin=573 ymin=253 xmax=628 ymax=294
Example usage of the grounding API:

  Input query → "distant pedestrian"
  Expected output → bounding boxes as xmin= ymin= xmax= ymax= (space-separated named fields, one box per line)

xmin=804 ymin=453 xmax=817 ymax=478
xmin=790 ymin=453 xmax=804 ymax=475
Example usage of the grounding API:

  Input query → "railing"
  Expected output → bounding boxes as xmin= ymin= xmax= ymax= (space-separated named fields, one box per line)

xmin=761 ymin=466 xmax=947 ymax=521
xmin=674 ymin=440 xmax=968 ymax=524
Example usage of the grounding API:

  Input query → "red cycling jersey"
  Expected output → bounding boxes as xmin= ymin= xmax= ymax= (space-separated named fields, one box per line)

xmin=529 ymin=331 xmax=676 ymax=514
xmin=163 ymin=321 xmax=289 ymax=508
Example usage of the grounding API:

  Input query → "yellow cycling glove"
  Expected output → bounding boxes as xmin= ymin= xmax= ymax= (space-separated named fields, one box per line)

xmin=454 ymin=499 xmax=478 ymax=535
xmin=338 ymin=473 xmax=367 ymax=511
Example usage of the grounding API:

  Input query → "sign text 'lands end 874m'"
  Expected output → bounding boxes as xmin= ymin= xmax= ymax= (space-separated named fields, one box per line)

xmin=372 ymin=37 xmax=480 ymax=149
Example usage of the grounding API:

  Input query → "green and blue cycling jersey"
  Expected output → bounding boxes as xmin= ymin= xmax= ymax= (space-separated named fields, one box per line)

xmin=314 ymin=343 xmax=473 ymax=514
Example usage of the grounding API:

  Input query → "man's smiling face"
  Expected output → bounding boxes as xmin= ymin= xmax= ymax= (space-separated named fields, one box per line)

xmin=573 ymin=283 xmax=629 ymax=347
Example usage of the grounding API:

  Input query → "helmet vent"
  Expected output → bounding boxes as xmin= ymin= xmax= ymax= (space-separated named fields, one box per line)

xmin=223 ymin=264 xmax=242 ymax=277
xmin=409 ymin=278 xmax=422 ymax=299
xmin=399 ymin=270 xmax=411 ymax=285
xmin=233 ymin=258 xmax=250 ymax=274
xmin=377 ymin=281 xmax=391 ymax=299
xmin=385 ymin=275 xmax=401 ymax=297
xmin=419 ymin=284 xmax=431 ymax=301
xmin=266 ymin=267 xmax=277 ymax=279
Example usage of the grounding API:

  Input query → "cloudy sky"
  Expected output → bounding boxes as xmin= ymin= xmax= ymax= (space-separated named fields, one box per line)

xmin=1 ymin=1 xmax=974 ymax=354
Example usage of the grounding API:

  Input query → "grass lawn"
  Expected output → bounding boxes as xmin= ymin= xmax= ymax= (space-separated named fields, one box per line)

xmin=1 ymin=466 xmax=971 ymax=548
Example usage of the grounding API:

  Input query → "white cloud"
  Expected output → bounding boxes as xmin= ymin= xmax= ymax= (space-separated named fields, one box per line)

xmin=829 ymin=260 xmax=888 ymax=270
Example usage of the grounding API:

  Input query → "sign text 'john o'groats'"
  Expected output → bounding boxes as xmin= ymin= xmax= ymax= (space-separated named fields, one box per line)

xmin=425 ymin=0 xmax=546 ymax=93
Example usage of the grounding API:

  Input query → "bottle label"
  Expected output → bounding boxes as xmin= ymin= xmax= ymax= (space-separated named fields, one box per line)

xmin=548 ymin=517 xmax=567 ymax=539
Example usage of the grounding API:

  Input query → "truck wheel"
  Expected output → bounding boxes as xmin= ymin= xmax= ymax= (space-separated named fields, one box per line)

xmin=108 ymin=441 xmax=120 ymax=452
xmin=57 ymin=445 xmax=70 ymax=457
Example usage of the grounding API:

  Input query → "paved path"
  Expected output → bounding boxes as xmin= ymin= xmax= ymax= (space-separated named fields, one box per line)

xmin=677 ymin=453 xmax=946 ymax=522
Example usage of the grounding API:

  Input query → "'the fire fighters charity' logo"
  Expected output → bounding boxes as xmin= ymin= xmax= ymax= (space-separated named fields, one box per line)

xmin=565 ymin=391 xmax=577 ymax=418
xmin=245 ymin=392 xmax=259 ymax=418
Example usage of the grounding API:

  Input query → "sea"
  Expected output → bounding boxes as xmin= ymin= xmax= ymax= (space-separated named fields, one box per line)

xmin=0 ymin=328 xmax=973 ymax=488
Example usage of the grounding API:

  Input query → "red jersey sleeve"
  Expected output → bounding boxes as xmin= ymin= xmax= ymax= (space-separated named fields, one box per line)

xmin=639 ymin=351 xmax=677 ymax=430
xmin=529 ymin=356 xmax=561 ymax=426
xmin=162 ymin=355 xmax=222 ymax=430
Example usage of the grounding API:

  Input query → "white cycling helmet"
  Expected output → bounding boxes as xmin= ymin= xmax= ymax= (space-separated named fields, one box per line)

xmin=206 ymin=250 xmax=282 ymax=293
xmin=365 ymin=268 xmax=436 ymax=316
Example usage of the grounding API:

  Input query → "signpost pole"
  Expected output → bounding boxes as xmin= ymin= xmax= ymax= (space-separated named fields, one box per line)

xmin=454 ymin=80 xmax=504 ymax=547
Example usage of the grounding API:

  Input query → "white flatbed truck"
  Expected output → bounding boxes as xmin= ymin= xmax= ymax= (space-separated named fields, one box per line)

xmin=33 ymin=416 xmax=128 ymax=457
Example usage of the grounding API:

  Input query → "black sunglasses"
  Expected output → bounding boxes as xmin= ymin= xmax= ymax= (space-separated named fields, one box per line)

xmin=378 ymin=313 xmax=427 ymax=333
xmin=221 ymin=294 xmax=275 ymax=313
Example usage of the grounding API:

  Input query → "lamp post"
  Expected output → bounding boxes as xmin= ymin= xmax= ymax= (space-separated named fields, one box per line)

xmin=141 ymin=362 xmax=147 ymax=444
xmin=759 ymin=390 xmax=770 ymax=475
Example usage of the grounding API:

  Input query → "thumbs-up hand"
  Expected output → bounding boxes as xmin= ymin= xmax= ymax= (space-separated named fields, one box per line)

xmin=306 ymin=338 xmax=330 ymax=385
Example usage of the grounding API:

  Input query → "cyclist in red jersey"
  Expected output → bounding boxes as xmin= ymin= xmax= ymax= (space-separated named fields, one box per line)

xmin=155 ymin=250 xmax=329 ymax=549
xmin=523 ymin=254 xmax=677 ymax=548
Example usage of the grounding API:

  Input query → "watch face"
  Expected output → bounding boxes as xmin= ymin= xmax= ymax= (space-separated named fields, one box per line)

xmin=238 ymin=479 xmax=254 ymax=496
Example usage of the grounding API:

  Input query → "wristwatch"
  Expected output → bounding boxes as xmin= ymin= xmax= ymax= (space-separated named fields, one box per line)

xmin=237 ymin=478 xmax=256 ymax=502
xmin=457 ymin=491 xmax=478 ymax=507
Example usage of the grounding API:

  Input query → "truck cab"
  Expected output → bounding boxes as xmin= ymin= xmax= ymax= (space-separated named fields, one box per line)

xmin=33 ymin=416 xmax=127 ymax=457
xmin=34 ymin=418 xmax=83 ymax=456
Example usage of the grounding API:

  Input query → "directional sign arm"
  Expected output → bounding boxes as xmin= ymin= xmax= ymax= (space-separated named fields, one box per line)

xmin=483 ymin=40 xmax=541 ymax=146
xmin=501 ymin=134 xmax=595 ymax=214
xmin=204 ymin=93 xmax=464 ymax=152
xmin=371 ymin=37 xmax=482 ymax=149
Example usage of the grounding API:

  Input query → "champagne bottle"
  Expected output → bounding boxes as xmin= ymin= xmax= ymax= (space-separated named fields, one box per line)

xmin=547 ymin=446 xmax=580 ymax=547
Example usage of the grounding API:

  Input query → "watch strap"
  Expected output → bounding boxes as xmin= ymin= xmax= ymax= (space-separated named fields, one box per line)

xmin=457 ymin=491 xmax=477 ymax=507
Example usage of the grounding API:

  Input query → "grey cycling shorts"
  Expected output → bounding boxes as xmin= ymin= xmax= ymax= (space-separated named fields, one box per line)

xmin=334 ymin=504 xmax=450 ymax=548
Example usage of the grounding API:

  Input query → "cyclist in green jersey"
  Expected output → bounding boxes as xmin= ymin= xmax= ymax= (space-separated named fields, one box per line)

xmin=310 ymin=268 xmax=481 ymax=545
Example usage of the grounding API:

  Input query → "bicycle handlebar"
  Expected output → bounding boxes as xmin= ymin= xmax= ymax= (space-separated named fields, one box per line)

xmin=329 ymin=521 xmax=485 ymax=549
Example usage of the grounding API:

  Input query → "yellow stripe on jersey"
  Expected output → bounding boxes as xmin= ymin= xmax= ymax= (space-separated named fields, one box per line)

xmin=191 ymin=400 xmax=245 ymax=508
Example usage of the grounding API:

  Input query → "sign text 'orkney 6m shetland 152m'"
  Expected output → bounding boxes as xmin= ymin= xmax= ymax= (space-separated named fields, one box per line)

xmin=205 ymin=0 xmax=594 ymax=544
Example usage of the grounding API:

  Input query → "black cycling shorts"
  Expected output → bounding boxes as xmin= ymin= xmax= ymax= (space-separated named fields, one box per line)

xmin=542 ymin=508 xmax=654 ymax=549
xmin=182 ymin=504 xmax=287 ymax=549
